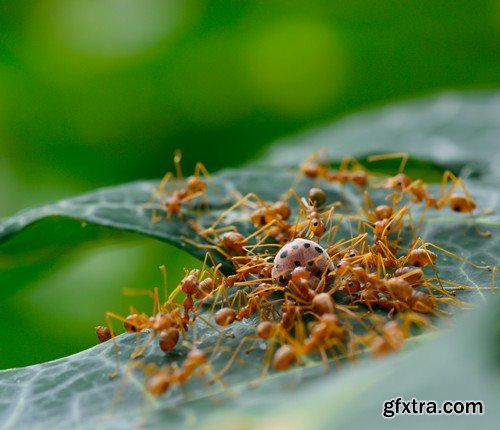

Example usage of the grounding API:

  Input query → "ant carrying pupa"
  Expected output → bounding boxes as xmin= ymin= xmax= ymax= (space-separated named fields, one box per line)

xmin=97 ymin=150 xmax=497 ymax=404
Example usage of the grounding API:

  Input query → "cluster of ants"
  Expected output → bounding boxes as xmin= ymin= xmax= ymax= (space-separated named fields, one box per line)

xmin=96 ymin=151 xmax=494 ymax=398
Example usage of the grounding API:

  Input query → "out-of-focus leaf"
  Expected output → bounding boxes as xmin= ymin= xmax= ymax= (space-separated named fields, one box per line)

xmin=260 ymin=90 xmax=500 ymax=179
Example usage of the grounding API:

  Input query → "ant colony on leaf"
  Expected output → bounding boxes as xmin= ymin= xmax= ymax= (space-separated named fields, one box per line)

xmin=97 ymin=150 xmax=495 ymax=400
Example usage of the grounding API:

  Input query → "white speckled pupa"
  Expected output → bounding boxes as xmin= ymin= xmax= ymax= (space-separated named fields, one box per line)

xmin=272 ymin=238 xmax=332 ymax=285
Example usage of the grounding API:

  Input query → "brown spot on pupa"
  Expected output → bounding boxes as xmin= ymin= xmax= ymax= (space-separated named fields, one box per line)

xmin=315 ymin=246 xmax=323 ymax=253
xmin=280 ymin=251 xmax=288 ymax=259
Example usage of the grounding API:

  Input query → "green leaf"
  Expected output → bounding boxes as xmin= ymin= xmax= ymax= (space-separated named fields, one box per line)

xmin=1 ymin=90 xmax=499 ymax=429
xmin=0 ymin=170 xmax=357 ymax=297
xmin=204 ymin=294 xmax=500 ymax=430
xmin=260 ymin=90 xmax=500 ymax=180
xmin=0 ymin=292 xmax=497 ymax=429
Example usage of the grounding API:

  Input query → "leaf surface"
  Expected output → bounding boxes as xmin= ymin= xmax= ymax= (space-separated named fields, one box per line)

xmin=0 ymin=91 xmax=499 ymax=429
xmin=260 ymin=90 xmax=500 ymax=180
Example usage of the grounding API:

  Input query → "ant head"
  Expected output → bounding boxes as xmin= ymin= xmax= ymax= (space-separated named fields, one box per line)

xmin=310 ymin=218 xmax=325 ymax=236
xmin=258 ymin=265 xmax=272 ymax=279
xmin=373 ymin=219 xmax=390 ymax=236
xmin=390 ymin=173 xmax=411 ymax=190
xmin=250 ymin=208 xmax=269 ymax=226
xmin=335 ymin=259 xmax=351 ymax=275
xmin=277 ymin=273 xmax=291 ymax=286
xmin=181 ymin=274 xmax=199 ymax=295
xmin=344 ymin=279 xmax=361 ymax=293
xmin=347 ymin=249 xmax=360 ymax=259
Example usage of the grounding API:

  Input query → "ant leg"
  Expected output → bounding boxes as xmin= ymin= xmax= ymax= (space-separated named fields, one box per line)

xmin=210 ymin=336 xmax=260 ymax=382
xmin=165 ymin=284 xmax=183 ymax=306
xmin=368 ymin=152 xmax=409 ymax=174
xmin=207 ymin=284 xmax=232 ymax=312
xmin=383 ymin=206 xmax=408 ymax=238
xmin=283 ymin=188 xmax=309 ymax=216
xmin=320 ymin=206 xmax=336 ymax=232
xmin=194 ymin=162 xmax=218 ymax=190
xmin=174 ymin=149 xmax=183 ymax=180
xmin=325 ymin=214 xmax=345 ymax=246
xmin=399 ymin=312 xmax=432 ymax=338
xmin=145 ymin=183 xmax=164 ymax=224
xmin=203 ymin=363 xmax=235 ymax=397
xmin=121 ymin=287 xmax=160 ymax=316
xmin=180 ymin=236 xmax=233 ymax=261
xmin=467 ymin=212 xmax=492 ymax=237
xmin=105 ymin=311 xmax=131 ymax=378
xmin=158 ymin=265 xmax=170 ymax=304
xmin=362 ymin=190 xmax=377 ymax=219
xmin=431 ymin=175 xmax=495 ymax=237
xmin=242 ymin=219 xmax=278 ymax=244
xmin=375 ymin=238 xmax=397 ymax=261
xmin=256 ymin=336 xmax=278 ymax=382
xmin=130 ymin=331 xmax=156 ymax=360
xmin=198 ymin=252 xmax=213 ymax=281
xmin=339 ymin=155 xmax=365 ymax=172
xmin=492 ymin=267 xmax=499 ymax=291
xmin=158 ymin=172 xmax=176 ymax=196
xmin=437 ymin=170 xmax=460 ymax=206
xmin=423 ymin=241 xmax=492 ymax=271
xmin=203 ymin=193 xmax=263 ymax=234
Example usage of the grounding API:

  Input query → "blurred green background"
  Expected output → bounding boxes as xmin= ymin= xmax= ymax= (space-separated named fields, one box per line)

xmin=1 ymin=0 xmax=500 ymax=368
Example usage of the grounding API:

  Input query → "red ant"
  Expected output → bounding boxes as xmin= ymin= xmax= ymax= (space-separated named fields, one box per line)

xmin=369 ymin=153 xmax=490 ymax=236
xmin=284 ymin=188 xmax=340 ymax=239
xmin=299 ymin=151 xmax=369 ymax=188
xmin=150 ymin=150 xmax=216 ymax=221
